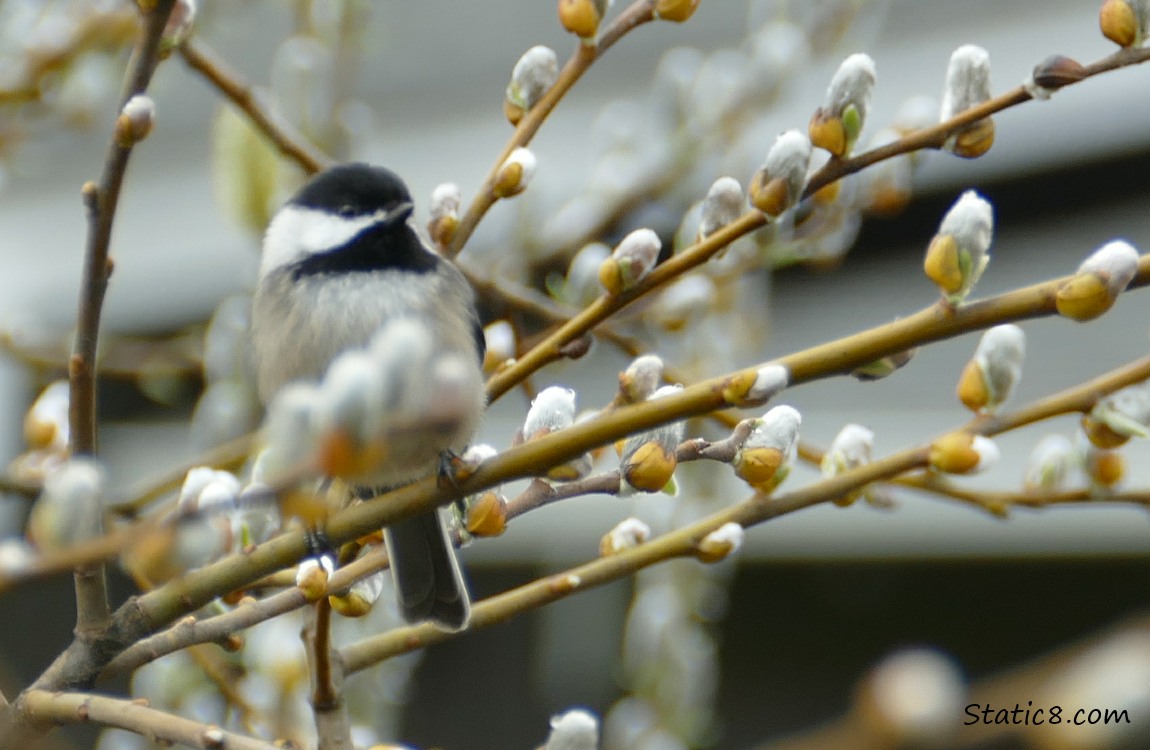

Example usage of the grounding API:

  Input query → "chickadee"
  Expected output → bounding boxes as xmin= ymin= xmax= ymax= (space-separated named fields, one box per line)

xmin=251 ymin=163 xmax=485 ymax=630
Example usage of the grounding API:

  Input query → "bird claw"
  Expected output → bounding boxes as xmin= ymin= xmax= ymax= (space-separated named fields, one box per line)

xmin=304 ymin=528 xmax=336 ymax=561
xmin=437 ymin=450 xmax=466 ymax=491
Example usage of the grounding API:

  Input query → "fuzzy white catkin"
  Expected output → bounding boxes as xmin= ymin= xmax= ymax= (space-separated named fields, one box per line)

xmin=523 ymin=386 xmax=577 ymax=438
xmin=973 ymin=324 xmax=1025 ymax=406
xmin=763 ymin=129 xmax=812 ymax=202
xmin=508 ymin=45 xmax=559 ymax=110
xmin=939 ymin=190 xmax=993 ymax=258
xmin=746 ymin=404 xmax=802 ymax=453
xmin=604 ymin=518 xmax=652 ymax=553
xmin=698 ymin=176 xmax=744 ymax=238
xmin=429 ymin=182 xmax=461 ymax=222
xmin=867 ymin=648 xmax=966 ymax=742
xmin=621 ymin=354 xmax=665 ymax=402
xmin=940 ymin=44 xmax=991 ymax=120
xmin=823 ymin=52 xmax=876 ymax=119
xmin=1080 ymin=240 xmax=1140 ymax=295
xmin=822 ymin=423 xmax=874 ymax=475
xmin=612 ymin=228 xmax=661 ymax=268
xmin=545 ymin=709 xmax=600 ymax=750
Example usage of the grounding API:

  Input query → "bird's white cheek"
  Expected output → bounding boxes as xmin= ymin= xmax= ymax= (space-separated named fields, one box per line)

xmin=258 ymin=206 xmax=379 ymax=278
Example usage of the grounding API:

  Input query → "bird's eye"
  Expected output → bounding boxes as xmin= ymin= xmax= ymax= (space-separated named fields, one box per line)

xmin=337 ymin=204 xmax=357 ymax=218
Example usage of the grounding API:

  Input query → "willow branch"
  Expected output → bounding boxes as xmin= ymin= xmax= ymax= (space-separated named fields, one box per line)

xmin=805 ymin=46 xmax=1150 ymax=198
xmin=19 ymin=690 xmax=277 ymax=750
xmin=339 ymin=352 xmax=1150 ymax=669
xmin=102 ymin=548 xmax=388 ymax=679
xmin=116 ymin=258 xmax=1150 ymax=632
xmin=479 ymin=45 xmax=1150 ymax=403
xmin=446 ymin=0 xmax=658 ymax=258
xmin=0 ymin=474 xmax=39 ymax=500
xmin=102 ymin=430 xmax=748 ymax=677
xmin=67 ymin=0 xmax=176 ymax=641
xmin=340 ymin=446 xmax=929 ymax=670
xmin=110 ymin=430 xmax=256 ymax=518
xmin=0 ymin=521 xmax=158 ymax=597
xmin=895 ymin=472 xmax=1150 ymax=517
xmin=179 ymin=36 xmax=333 ymax=175
xmin=305 ymin=600 xmax=351 ymax=750
xmin=485 ymin=210 xmax=768 ymax=400
xmin=19 ymin=258 xmax=1150 ymax=720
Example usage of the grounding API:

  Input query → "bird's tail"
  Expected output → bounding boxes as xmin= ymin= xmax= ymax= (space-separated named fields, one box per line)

xmin=385 ymin=510 xmax=471 ymax=630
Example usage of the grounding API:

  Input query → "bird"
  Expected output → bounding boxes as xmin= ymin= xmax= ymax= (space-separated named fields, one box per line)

xmin=250 ymin=162 xmax=485 ymax=630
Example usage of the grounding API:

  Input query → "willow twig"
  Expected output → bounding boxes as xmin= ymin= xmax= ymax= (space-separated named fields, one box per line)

xmin=446 ymin=0 xmax=659 ymax=258
xmin=485 ymin=210 xmax=769 ymax=400
xmin=804 ymin=46 xmax=1150 ymax=198
xmin=478 ymin=45 xmax=1150 ymax=403
xmin=20 ymin=689 xmax=277 ymax=750
xmin=18 ymin=257 xmax=1150 ymax=724
xmin=338 ymin=353 xmax=1150 ymax=670
xmin=102 ymin=549 xmax=388 ymax=679
xmin=179 ymin=36 xmax=333 ymax=175
xmin=305 ymin=598 xmax=351 ymax=750
xmin=110 ymin=430 xmax=256 ymax=518
xmin=68 ymin=0 xmax=177 ymax=641
xmin=895 ymin=473 xmax=1150 ymax=517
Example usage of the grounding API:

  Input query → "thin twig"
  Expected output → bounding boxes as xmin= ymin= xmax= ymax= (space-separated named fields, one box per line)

xmin=895 ymin=472 xmax=1150 ymax=517
xmin=179 ymin=36 xmax=333 ymax=175
xmin=110 ymin=430 xmax=256 ymax=518
xmin=122 ymin=258 xmax=1150 ymax=641
xmin=0 ymin=6 xmax=136 ymax=104
xmin=0 ymin=520 xmax=161 ymax=596
xmin=446 ymin=0 xmax=659 ymax=258
xmin=185 ymin=644 xmax=261 ymax=734
xmin=479 ymin=45 xmax=1150 ymax=404
xmin=20 ymin=689 xmax=278 ymax=750
xmin=68 ymin=0 xmax=177 ymax=640
xmin=305 ymin=600 xmax=352 ymax=750
xmin=804 ymin=46 xmax=1150 ymax=198
xmin=338 ymin=353 xmax=1150 ymax=670
xmin=485 ymin=210 xmax=769 ymax=400
xmin=102 ymin=549 xmax=389 ymax=679
xmin=0 ymin=474 xmax=39 ymax=500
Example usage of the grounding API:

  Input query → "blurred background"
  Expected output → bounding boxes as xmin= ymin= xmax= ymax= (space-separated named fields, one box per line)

xmin=2 ymin=0 xmax=1150 ymax=748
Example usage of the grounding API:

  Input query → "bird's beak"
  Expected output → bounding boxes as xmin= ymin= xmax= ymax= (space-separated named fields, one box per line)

xmin=381 ymin=201 xmax=415 ymax=227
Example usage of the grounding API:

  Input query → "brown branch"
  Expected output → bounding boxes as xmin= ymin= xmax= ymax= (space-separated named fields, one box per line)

xmin=185 ymin=644 xmax=261 ymax=733
xmin=0 ymin=474 xmax=39 ymax=501
xmin=179 ymin=36 xmax=333 ymax=175
xmin=895 ymin=472 xmax=1150 ymax=517
xmin=446 ymin=0 xmax=659 ymax=258
xmin=16 ymin=252 xmax=1150 ymax=735
xmin=304 ymin=600 xmax=351 ymax=750
xmin=19 ymin=690 xmax=279 ymax=750
xmin=338 ymin=353 xmax=1150 ymax=670
xmin=102 ymin=549 xmax=389 ymax=679
xmin=485 ymin=210 xmax=769 ymax=400
xmin=0 ymin=7 xmax=137 ymax=105
xmin=478 ymin=45 xmax=1150 ymax=404
xmin=110 ymin=430 xmax=256 ymax=518
xmin=68 ymin=0 xmax=177 ymax=641
xmin=340 ymin=446 xmax=931 ymax=671
xmin=804 ymin=46 xmax=1150 ymax=198
xmin=0 ymin=521 xmax=157 ymax=597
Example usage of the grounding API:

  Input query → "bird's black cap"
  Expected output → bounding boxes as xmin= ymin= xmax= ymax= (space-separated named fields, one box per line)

xmin=287 ymin=163 xmax=439 ymax=280
xmin=291 ymin=162 xmax=414 ymax=220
